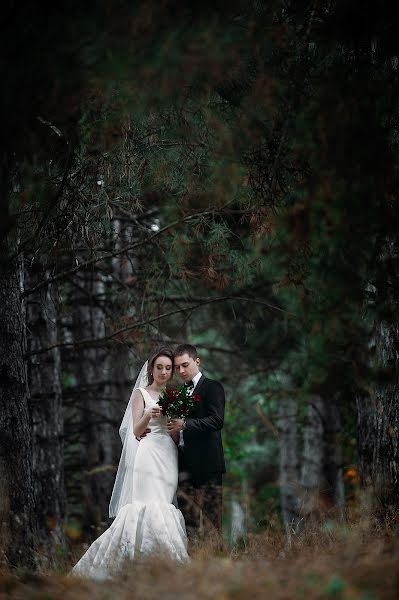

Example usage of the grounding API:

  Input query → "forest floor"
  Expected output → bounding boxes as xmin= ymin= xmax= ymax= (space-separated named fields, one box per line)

xmin=1 ymin=518 xmax=398 ymax=600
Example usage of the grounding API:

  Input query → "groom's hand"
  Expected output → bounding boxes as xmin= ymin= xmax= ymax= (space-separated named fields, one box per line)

xmin=167 ymin=419 xmax=185 ymax=435
xmin=136 ymin=427 xmax=151 ymax=441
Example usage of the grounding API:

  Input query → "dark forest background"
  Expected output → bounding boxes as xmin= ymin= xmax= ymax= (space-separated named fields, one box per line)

xmin=1 ymin=2 xmax=399 ymax=594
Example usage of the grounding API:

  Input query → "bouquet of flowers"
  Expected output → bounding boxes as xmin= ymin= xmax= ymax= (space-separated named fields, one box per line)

xmin=157 ymin=384 xmax=201 ymax=419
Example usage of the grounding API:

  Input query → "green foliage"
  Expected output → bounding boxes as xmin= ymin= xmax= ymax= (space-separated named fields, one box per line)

xmin=323 ymin=575 xmax=347 ymax=599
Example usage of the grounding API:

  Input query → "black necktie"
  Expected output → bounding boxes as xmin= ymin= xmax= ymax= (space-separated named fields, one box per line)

xmin=185 ymin=380 xmax=194 ymax=389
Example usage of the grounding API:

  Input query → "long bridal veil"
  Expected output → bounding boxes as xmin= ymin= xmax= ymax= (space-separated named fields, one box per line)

xmin=108 ymin=361 xmax=148 ymax=517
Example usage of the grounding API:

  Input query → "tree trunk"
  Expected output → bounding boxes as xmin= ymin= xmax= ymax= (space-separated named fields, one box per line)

xmin=321 ymin=398 xmax=345 ymax=516
xmin=72 ymin=268 xmax=118 ymax=539
xmin=110 ymin=217 xmax=137 ymax=438
xmin=278 ymin=396 xmax=300 ymax=528
xmin=357 ymin=319 xmax=399 ymax=517
xmin=25 ymin=268 xmax=65 ymax=564
xmin=0 ymin=256 xmax=35 ymax=568
xmin=300 ymin=397 xmax=323 ymax=520
xmin=300 ymin=396 xmax=344 ymax=522
xmin=62 ymin=217 xmax=138 ymax=541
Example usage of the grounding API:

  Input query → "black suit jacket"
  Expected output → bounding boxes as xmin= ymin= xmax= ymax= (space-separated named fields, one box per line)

xmin=180 ymin=375 xmax=226 ymax=483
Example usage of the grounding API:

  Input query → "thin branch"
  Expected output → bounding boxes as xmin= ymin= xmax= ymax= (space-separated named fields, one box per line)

xmin=21 ymin=206 xmax=228 ymax=299
xmin=25 ymin=295 xmax=297 ymax=358
xmin=256 ymin=402 xmax=279 ymax=436
xmin=26 ymin=296 xmax=232 ymax=357
xmin=108 ymin=202 xmax=160 ymax=223
xmin=12 ymin=139 xmax=76 ymax=260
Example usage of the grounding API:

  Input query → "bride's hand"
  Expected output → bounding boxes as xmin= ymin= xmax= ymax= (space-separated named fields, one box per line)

xmin=151 ymin=406 xmax=161 ymax=418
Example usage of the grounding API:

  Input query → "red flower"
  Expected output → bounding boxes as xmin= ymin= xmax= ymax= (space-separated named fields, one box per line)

xmin=157 ymin=384 xmax=198 ymax=419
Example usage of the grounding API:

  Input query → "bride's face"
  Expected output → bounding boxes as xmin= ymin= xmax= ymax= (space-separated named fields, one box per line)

xmin=152 ymin=356 xmax=173 ymax=386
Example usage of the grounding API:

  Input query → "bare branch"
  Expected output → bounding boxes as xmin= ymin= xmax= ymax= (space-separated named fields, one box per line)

xmin=21 ymin=206 xmax=228 ymax=299
xmin=25 ymin=295 xmax=297 ymax=358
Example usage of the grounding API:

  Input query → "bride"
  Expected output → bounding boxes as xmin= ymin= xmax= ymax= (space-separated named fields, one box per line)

xmin=71 ymin=347 xmax=189 ymax=580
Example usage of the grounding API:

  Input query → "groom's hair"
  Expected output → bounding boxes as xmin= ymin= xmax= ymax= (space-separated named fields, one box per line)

xmin=174 ymin=343 xmax=198 ymax=359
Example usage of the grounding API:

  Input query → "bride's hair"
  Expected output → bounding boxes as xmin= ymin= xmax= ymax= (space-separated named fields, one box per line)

xmin=147 ymin=346 xmax=174 ymax=384
xmin=174 ymin=343 xmax=198 ymax=359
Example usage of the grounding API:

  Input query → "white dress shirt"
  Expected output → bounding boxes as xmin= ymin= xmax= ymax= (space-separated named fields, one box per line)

xmin=190 ymin=371 xmax=203 ymax=393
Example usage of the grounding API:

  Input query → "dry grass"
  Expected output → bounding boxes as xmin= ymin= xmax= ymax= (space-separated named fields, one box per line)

xmin=1 ymin=519 xmax=398 ymax=600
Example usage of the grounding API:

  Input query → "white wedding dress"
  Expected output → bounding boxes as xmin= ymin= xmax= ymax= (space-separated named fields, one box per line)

xmin=72 ymin=388 xmax=188 ymax=580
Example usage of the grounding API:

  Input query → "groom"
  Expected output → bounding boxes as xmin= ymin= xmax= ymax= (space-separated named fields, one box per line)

xmin=167 ymin=343 xmax=226 ymax=541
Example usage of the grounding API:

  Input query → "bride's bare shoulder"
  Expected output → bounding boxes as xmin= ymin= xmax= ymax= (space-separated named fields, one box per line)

xmin=132 ymin=388 xmax=146 ymax=404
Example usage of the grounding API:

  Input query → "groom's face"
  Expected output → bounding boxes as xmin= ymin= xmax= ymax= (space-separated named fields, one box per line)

xmin=174 ymin=353 xmax=200 ymax=382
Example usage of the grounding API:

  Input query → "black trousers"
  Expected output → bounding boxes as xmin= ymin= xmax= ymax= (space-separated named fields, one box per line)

xmin=177 ymin=474 xmax=223 ymax=540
